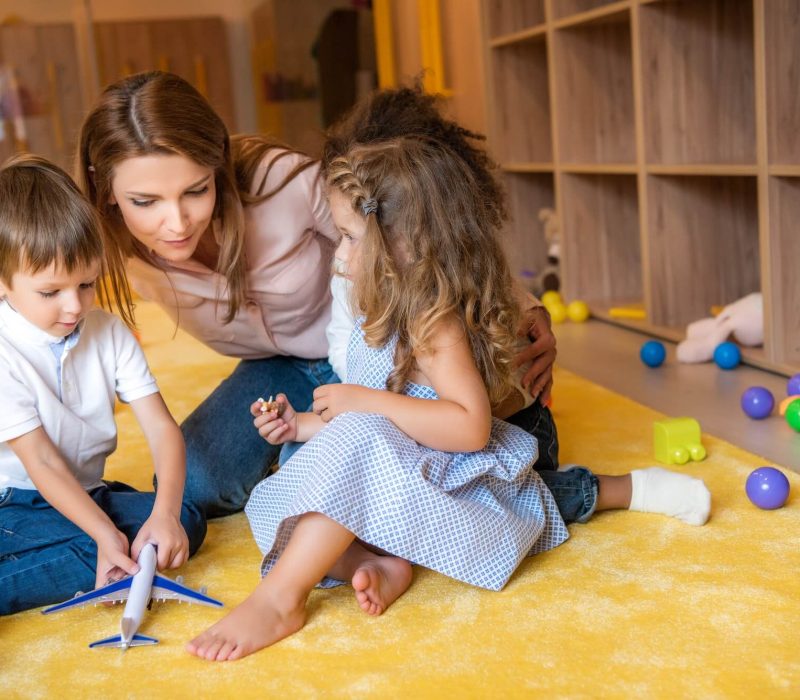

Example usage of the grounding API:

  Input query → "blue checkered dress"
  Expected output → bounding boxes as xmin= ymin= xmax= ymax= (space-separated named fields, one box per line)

xmin=244 ymin=322 xmax=569 ymax=591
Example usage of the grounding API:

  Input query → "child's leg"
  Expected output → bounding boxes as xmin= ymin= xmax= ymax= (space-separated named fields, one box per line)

xmin=544 ymin=468 xmax=710 ymax=525
xmin=187 ymin=512 xmax=357 ymax=661
xmin=506 ymin=402 xmax=710 ymax=526
xmin=325 ymin=541 xmax=412 ymax=616
xmin=0 ymin=488 xmax=97 ymax=615
xmin=0 ymin=483 xmax=207 ymax=616
xmin=506 ymin=400 xmax=559 ymax=470
xmin=626 ymin=467 xmax=711 ymax=525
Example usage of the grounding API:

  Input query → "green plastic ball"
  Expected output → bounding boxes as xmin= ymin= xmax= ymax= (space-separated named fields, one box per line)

xmin=786 ymin=399 xmax=800 ymax=432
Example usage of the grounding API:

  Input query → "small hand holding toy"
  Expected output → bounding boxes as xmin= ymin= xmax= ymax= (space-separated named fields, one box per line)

xmin=252 ymin=394 xmax=296 ymax=445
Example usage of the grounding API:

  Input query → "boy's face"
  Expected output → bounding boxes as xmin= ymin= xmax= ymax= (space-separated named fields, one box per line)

xmin=0 ymin=260 xmax=101 ymax=337
xmin=330 ymin=189 xmax=367 ymax=281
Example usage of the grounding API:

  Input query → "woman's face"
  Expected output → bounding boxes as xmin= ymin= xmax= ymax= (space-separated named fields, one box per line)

xmin=110 ymin=154 xmax=216 ymax=263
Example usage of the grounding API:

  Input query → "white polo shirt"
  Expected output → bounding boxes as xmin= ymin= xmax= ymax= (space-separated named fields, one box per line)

xmin=0 ymin=301 xmax=158 ymax=491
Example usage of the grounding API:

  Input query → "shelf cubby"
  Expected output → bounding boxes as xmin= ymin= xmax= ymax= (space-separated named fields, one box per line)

xmin=502 ymin=173 xmax=555 ymax=281
xmin=552 ymin=0 xmax=629 ymax=23
xmin=764 ymin=0 xmax=800 ymax=165
xmin=488 ymin=38 xmax=552 ymax=164
xmin=768 ymin=177 xmax=800 ymax=367
xmin=552 ymin=12 xmax=635 ymax=164
xmin=485 ymin=0 xmax=545 ymax=40
xmin=560 ymin=174 xmax=641 ymax=304
xmin=639 ymin=0 xmax=756 ymax=166
xmin=481 ymin=0 xmax=800 ymax=375
xmin=646 ymin=175 xmax=759 ymax=329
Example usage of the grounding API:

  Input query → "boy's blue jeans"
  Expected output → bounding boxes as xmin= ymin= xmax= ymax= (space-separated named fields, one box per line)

xmin=0 ymin=481 xmax=205 ymax=615
xmin=505 ymin=400 xmax=599 ymax=524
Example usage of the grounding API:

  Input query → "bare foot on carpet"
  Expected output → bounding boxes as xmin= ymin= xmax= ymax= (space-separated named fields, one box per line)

xmin=352 ymin=556 xmax=412 ymax=616
xmin=186 ymin=587 xmax=305 ymax=661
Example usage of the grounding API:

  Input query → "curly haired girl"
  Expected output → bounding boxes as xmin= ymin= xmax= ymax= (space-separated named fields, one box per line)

xmin=187 ymin=136 xmax=570 ymax=660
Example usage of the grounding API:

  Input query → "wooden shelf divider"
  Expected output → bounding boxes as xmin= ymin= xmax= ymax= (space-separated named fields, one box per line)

xmin=480 ymin=0 xmax=799 ymax=375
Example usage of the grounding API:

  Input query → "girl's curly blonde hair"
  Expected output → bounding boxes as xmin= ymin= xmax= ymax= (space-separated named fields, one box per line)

xmin=326 ymin=137 xmax=520 ymax=406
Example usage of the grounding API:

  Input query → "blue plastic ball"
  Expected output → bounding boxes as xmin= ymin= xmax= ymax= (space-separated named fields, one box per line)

xmin=740 ymin=386 xmax=775 ymax=420
xmin=640 ymin=340 xmax=666 ymax=368
xmin=787 ymin=373 xmax=800 ymax=396
xmin=745 ymin=467 xmax=790 ymax=510
xmin=713 ymin=341 xmax=741 ymax=370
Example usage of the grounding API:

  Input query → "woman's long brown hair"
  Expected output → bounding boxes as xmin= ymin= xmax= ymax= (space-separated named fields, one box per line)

xmin=78 ymin=71 xmax=314 ymax=326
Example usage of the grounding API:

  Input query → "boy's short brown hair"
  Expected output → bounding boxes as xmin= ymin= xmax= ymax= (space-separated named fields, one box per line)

xmin=0 ymin=154 xmax=104 ymax=285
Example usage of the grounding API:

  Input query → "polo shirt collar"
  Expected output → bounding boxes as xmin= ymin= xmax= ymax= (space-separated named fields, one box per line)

xmin=0 ymin=300 xmax=84 ymax=347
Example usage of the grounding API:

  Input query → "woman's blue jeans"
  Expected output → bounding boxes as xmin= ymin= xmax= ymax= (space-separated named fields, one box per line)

xmin=180 ymin=356 xmax=339 ymax=517
xmin=182 ymin=355 xmax=597 ymax=525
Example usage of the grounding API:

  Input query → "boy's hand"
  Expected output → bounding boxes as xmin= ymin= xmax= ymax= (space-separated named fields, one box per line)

xmin=252 ymin=393 xmax=298 ymax=444
xmin=312 ymin=384 xmax=373 ymax=422
xmin=95 ymin=528 xmax=139 ymax=590
xmin=132 ymin=511 xmax=189 ymax=570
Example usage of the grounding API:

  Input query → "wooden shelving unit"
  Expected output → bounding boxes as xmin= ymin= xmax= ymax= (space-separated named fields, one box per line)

xmin=93 ymin=17 xmax=236 ymax=130
xmin=481 ymin=0 xmax=800 ymax=376
xmin=0 ymin=23 xmax=83 ymax=171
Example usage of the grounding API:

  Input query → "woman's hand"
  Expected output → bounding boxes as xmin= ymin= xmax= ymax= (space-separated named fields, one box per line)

xmin=251 ymin=393 xmax=298 ymax=444
xmin=515 ymin=305 xmax=556 ymax=404
xmin=312 ymin=384 xmax=375 ymax=422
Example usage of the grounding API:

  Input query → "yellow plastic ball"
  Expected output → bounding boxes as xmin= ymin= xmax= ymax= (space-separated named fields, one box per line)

xmin=549 ymin=302 xmax=568 ymax=324
xmin=567 ymin=300 xmax=590 ymax=323
xmin=541 ymin=290 xmax=562 ymax=308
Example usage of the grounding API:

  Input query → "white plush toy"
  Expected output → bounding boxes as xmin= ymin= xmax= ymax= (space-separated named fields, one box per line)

xmin=676 ymin=292 xmax=763 ymax=363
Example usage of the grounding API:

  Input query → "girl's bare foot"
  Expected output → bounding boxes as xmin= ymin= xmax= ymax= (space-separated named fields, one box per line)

xmin=351 ymin=556 xmax=412 ymax=616
xmin=186 ymin=586 xmax=305 ymax=661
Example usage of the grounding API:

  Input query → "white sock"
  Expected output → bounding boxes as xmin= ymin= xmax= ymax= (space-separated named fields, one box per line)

xmin=629 ymin=467 xmax=711 ymax=526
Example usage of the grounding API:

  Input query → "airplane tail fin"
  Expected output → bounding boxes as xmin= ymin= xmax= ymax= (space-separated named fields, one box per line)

xmin=88 ymin=633 xmax=159 ymax=649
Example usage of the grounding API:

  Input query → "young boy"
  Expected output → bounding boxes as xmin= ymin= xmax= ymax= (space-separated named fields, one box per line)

xmin=0 ymin=155 xmax=205 ymax=615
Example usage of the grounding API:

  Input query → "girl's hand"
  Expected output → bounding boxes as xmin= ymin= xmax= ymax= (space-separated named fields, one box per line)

xmin=131 ymin=511 xmax=189 ymax=570
xmin=312 ymin=384 xmax=373 ymax=422
xmin=516 ymin=305 xmax=556 ymax=404
xmin=95 ymin=528 xmax=139 ymax=590
xmin=251 ymin=393 xmax=297 ymax=444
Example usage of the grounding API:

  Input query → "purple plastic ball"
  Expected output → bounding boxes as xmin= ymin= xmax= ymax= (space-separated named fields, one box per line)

xmin=745 ymin=467 xmax=790 ymax=510
xmin=740 ymin=386 xmax=775 ymax=420
xmin=788 ymin=373 xmax=800 ymax=397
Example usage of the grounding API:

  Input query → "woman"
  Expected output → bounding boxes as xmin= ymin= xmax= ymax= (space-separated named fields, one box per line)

xmin=78 ymin=71 xmax=556 ymax=520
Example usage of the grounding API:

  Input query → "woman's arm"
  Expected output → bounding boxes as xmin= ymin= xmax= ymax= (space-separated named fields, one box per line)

xmin=313 ymin=319 xmax=492 ymax=452
xmin=7 ymin=428 xmax=140 ymax=586
xmin=127 ymin=392 xmax=190 ymax=570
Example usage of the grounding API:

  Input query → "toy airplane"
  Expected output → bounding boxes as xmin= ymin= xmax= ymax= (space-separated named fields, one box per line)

xmin=42 ymin=543 xmax=223 ymax=649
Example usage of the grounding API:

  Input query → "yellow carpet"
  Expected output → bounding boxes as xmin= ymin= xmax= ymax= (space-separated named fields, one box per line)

xmin=2 ymin=303 xmax=798 ymax=699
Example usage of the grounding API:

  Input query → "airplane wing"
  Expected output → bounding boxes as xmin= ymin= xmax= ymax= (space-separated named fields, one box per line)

xmin=89 ymin=633 xmax=159 ymax=649
xmin=150 ymin=574 xmax=223 ymax=607
xmin=42 ymin=577 xmax=133 ymax=614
